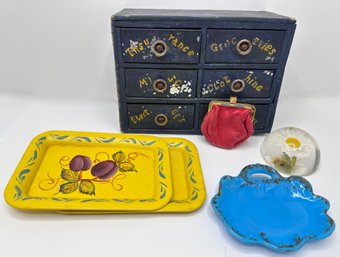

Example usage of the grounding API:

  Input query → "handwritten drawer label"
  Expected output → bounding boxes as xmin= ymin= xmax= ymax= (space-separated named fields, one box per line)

xmin=125 ymin=69 xmax=197 ymax=98
xmin=121 ymin=29 xmax=201 ymax=63
xmin=127 ymin=104 xmax=195 ymax=129
xmin=201 ymin=70 xmax=274 ymax=98
xmin=205 ymin=29 xmax=285 ymax=63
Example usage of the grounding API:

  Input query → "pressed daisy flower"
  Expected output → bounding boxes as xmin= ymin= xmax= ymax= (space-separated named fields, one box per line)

xmin=274 ymin=128 xmax=314 ymax=159
xmin=261 ymin=127 xmax=319 ymax=176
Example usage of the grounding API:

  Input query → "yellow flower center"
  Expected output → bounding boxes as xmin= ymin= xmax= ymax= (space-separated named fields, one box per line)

xmin=285 ymin=137 xmax=301 ymax=149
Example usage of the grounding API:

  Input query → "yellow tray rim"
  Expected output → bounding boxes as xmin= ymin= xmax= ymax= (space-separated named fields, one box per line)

xmin=4 ymin=130 xmax=173 ymax=211
xmin=56 ymin=137 xmax=206 ymax=214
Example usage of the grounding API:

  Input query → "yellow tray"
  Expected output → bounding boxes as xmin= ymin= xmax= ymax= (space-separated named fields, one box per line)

xmin=57 ymin=138 xmax=206 ymax=214
xmin=4 ymin=131 xmax=173 ymax=212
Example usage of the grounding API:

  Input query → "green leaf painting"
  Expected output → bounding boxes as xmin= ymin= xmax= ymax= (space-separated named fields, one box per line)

xmin=59 ymin=182 xmax=79 ymax=194
xmin=79 ymin=180 xmax=96 ymax=196
xmin=61 ymin=169 xmax=80 ymax=182
xmin=18 ymin=169 xmax=30 ymax=183
xmin=167 ymin=142 xmax=183 ymax=148
xmin=95 ymin=137 xmax=116 ymax=143
xmin=71 ymin=136 xmax=92 ymax=142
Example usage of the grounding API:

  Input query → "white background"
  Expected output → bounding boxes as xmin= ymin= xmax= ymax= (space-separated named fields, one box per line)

xmin=0 ymin=1 xmax=339 ymax=257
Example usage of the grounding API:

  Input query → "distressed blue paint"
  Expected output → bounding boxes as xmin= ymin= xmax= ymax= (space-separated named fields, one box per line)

xmin=205 ymin=30 xmax=285 ymax=63
xmin=125 ymin=69 xmax=197 ymax=98
xmin=211 ymin=164 xmax=335 ymax=252
xmin=201 ymin=70 xmax=274 ymax=98
xmin=127 ymin=104 xmax=195 ymax=130
xmin=111 ymin=9 xmax=296 ymax=134
xmin=120 ymin=29 xmax=201 ymax=64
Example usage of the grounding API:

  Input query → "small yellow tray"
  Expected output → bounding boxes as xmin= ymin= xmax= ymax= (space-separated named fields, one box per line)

xmin=4 ymin=131 xmax=173 ymax=212
xmin=57 ymin=137 xmax=206 ymax=214
xmin=158 ymin=137 xmax=206 ymax=212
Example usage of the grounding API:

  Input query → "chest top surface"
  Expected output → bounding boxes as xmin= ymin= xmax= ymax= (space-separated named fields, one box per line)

xmin=112 ymin=9 xmax=296 ymax=23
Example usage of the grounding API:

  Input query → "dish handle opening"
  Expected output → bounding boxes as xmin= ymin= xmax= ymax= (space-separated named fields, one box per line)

xmin=241 ymin=164 xmax=282 ymax=183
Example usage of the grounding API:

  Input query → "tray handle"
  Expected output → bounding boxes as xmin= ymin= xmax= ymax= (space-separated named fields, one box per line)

xmin=240 ymin=164 xmax=282 ymax=182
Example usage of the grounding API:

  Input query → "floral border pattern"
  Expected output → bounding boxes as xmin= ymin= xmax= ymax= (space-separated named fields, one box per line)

xmin=13 ymin=134 xmax=166 ymax=204
xmin=167 ymin=141 xmax=200 ymax=203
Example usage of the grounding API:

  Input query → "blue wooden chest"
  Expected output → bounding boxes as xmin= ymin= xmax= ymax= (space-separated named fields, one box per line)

xmin=111 ymin=9 xmax=296 ymax=134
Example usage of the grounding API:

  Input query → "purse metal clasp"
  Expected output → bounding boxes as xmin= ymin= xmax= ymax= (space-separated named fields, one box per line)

xmin=207 ymin=96 xmax=256 ymax=123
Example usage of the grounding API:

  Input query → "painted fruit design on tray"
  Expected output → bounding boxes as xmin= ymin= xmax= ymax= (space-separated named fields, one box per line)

xmin=39 ymin=151 xmax=147 ymax=195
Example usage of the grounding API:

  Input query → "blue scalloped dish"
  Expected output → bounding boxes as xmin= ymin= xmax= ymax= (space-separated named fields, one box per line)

xmin=211 ymin=164 xmax=335 ymax=252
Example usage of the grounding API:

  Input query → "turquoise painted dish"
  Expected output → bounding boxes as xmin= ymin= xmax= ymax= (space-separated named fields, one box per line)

xmin=211 ymin=164 xmax=335 ymax=252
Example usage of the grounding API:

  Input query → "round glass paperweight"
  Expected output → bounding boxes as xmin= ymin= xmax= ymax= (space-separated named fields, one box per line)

xmin=260 ymin=127 xmax=320 ymax=176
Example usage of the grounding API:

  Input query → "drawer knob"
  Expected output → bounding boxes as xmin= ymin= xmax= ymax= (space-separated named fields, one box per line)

xmin=151 ymin=40 xmax=168 ymax=57
xmin=154 ymin=114 xmax=168 ymax=126
xmin=236 ymin=39 xmax=252 ymax=56
xmin=231 ymin=79 xmax=246 ymax=93
xmin=153 ymin=79 xmax=167 ymax=93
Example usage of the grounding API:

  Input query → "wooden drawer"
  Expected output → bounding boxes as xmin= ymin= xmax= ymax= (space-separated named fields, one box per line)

xmin=125 ymin=69 xmax=198 ymax=98
xmin=198 ymin=104 xmax=269 ymax=130
xmin=127 ymin=104 xmax=195 ymax=129
xmin=201 ymin=69 xmax=274 ymax=98
xmin=205 ymin=30 xmax=285 ymax=63
xmin=120 ymin=29 xmax=201 ymax=63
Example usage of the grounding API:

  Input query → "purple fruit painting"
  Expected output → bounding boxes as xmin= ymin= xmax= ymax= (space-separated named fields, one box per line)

xmin=69 ymin=155 xmax=92 ymax=171
xmin=91 ymin=160 xmax=119 ymax=180
xmin=39 ymin=150 xmax=143 ymax=196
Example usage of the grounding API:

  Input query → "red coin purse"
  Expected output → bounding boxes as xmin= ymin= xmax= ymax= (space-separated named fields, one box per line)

xmin=201 ymin=99 xmax=255 ymax=149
